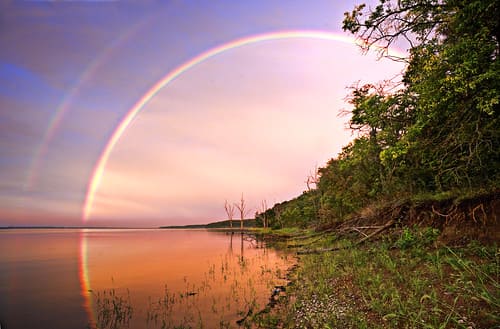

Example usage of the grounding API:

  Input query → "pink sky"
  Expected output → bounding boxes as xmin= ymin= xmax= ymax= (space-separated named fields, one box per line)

xmin=87 ymin=37 xmax=405 ymax=226
xmin=0 ymin=1 xmax=407 ymax=227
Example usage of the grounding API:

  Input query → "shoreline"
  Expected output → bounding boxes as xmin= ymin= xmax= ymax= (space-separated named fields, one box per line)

xmin=247 ymin=224 xmax=498 ymax=328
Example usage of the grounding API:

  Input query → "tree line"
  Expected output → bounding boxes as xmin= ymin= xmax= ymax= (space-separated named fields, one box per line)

xmin=255 ymin=0 xmax=499 ymax=229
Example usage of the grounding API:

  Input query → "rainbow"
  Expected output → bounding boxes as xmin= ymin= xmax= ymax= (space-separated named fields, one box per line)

xmin=82 ymin=30 xmax=406 ymax=221
xmin=24 ymin=17 xmax=152 ymax=191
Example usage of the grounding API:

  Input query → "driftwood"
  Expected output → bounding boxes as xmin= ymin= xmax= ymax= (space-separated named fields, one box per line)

xmin=297 ymin=219 xmax=396 ymax=255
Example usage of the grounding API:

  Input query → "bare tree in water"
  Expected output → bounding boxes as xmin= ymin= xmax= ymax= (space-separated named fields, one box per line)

xmin=234 ymin=194 xmax=249 ymax=230
xmin=224 ymin=200 xmax=235 ymax=228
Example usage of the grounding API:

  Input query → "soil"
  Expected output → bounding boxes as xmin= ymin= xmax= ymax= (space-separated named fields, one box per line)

xmin=336 ymin=190 xmax=500 ymax=246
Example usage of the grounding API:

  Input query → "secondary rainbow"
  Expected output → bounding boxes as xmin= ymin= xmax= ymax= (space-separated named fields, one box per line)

xmin=82 ymin=29 xmax=406 ymax=221
xmin=24 ymin=16 xmax=152 ymax=191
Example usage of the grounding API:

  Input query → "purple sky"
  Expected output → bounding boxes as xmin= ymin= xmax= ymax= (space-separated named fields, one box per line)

xmin=0 ymin=0 xmax=406 ymax=227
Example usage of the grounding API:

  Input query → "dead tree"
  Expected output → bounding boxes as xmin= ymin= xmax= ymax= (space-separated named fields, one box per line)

xmin=305 ymin=165 xmax=321 ymax=223
xmin=235 ymin=194 xmax=249 ymax=230
xmin=305 ymin=164 xmax=320 ymax=191
xmin=224 ymin=200 xmax=235 ymax=228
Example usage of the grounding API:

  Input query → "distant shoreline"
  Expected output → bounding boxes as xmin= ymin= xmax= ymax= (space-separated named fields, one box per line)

xmin=160 ymin=219 xmax=256 ymax=230
xmin=0 ymin=226 xmax=152 ymax=230
xmin=0 ymin=219 xmax=257 ymax=230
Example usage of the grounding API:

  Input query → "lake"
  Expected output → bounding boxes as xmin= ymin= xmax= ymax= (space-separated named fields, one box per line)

xmin=0 ymin=229 xmax=294 ymax=329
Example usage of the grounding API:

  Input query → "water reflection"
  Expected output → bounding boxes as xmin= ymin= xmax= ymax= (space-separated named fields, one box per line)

xmin=240 ymin=232 xmax=244 ymax=263
xmin=0 ymin=229 xmax=88 ymax=328
xmin=79 ymin=230 xmax=97 ymax=328
xmin=80 ymin=229 xmax=292 ymax=329
xmin=0 ymin=229 xmax=292 ymax=329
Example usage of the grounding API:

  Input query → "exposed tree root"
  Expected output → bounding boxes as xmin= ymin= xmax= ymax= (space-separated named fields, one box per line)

xmin=296 ymin=191 xmax=499 ymax=254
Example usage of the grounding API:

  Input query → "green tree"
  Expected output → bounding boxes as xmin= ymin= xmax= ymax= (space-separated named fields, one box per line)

xmin=344 ymin=0 xmax=500 ymax=191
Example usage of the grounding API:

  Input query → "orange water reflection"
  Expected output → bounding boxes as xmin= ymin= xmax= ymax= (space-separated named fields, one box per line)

xmin=0 ymin=229 xmax=88 ymax=328
xmin=79 ymin=229 xmax=293 ymax=328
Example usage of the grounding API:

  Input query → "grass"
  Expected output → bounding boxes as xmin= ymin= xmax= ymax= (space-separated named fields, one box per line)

xmin=253 ymin=226 xmax=499 ymax=328
xmin=89 ymin=288 xmax=133 ymax=329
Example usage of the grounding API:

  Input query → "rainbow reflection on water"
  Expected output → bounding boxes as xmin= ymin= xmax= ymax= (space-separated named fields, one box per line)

xmin=79 ymin=230 xmax=97 ymax=328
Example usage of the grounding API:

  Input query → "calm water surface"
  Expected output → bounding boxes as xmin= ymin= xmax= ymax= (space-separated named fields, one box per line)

xmin=0 ymin=229 xmax=293 ymax=329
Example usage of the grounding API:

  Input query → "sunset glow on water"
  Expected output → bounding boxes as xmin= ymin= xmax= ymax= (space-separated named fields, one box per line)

xmin=0 ymin=229 xmax=294 ymax=329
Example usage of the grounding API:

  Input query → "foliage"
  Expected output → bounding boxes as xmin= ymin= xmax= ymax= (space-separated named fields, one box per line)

xmin=395 ymin=226 xmax=440 ymax=249
xmin=257 ymin=191 xmax=319 ymax=229
xmin=256 ymin=0 xmax=499 ymax=229
xmin=395 ymin=227 xmax=418 ymax=249
xmin=266 ymin=231 xmax=499 ymax=328
xmin=343 ymin=0 xmax=500 ymax=192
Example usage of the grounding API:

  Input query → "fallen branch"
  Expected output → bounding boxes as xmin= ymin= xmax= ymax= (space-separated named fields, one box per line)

xmin=350 ymin=227 xmax=368 ymax=237
xmin=297 ymin=219 xmax=396 ymax=254
xmin=354 ymin=225 xmax=386 ymax=229
xmin=339 ymin=225 xmax=384 ymax=233
xmin=355 ymin=219 xmax=395 ymax=245
xmin=297 ymin=246 xmax=343 ymax=255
